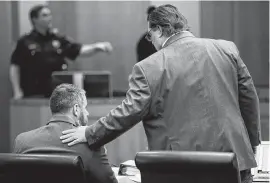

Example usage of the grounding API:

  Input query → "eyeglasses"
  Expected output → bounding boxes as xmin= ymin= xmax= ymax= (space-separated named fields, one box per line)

xmin=145 ymin=28 xmax=154 ymax=42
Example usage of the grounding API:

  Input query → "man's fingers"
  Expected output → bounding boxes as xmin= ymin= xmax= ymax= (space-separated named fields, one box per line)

xmin=99 ymin=42 xmax=113 ymax=53
xmin=61 ymin=136 xmax=75 ymax=144
xmin=68 ymin=139 xmax=80 ymax=146
xmin=62 ymin=129 xmax=76 ymax=135
xmin=60 ymin=133 xmax=73 ymax=140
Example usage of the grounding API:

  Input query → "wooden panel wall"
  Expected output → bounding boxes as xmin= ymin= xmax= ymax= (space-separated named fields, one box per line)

xmin=201 ymin=1 xmax=269 ymax=86
xmin=48 ymin=1 xmax=77 ymax=38
xmin=233 ymin=1 xmax=269 ymax=87
xmin=0 ymin=1 xmax=13 ymax=152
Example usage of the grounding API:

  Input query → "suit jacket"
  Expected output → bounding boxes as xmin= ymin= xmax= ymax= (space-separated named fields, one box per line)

xmin=85 ymin=31 xmax=261 ymax=171
xmin=13 ymin=114 xmax=117 ymax=183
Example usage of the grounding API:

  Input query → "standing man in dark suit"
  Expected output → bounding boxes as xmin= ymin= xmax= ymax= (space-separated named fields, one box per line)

xmin=60 ymin=5 xmax=261 ymax=183
xmin=14 ymin=84 xmax=117 ymax=183
xmin=136 ymin=6 xmax=157 ymax=62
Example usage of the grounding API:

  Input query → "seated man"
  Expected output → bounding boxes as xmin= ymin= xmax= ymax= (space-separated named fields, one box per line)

xmin=13 ymin=83 xmax=117 ymax=183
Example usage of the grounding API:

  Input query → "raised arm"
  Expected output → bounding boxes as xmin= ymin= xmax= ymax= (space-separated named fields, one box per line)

xmin=79 ymin=42 xmax=113 ymax=57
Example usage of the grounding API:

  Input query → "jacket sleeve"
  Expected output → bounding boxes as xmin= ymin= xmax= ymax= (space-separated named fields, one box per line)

xmin=85 ymin=63 xmax=152 ymax=149
xmin=13 ymin=135 xmax=25 ymax=153
xmin=77 ymin=146 xmax=117 ymax=183
xmin=233 ymin=43 xmax=261 ymax=147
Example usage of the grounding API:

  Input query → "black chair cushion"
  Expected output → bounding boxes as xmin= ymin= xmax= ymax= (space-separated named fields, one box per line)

xmin=135 ymin=151 xmax=240 ymax=183
xmin=0 ymin=151 xmax=86 ymax=183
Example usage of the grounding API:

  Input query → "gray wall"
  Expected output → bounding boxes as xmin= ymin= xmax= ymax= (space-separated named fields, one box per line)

xmin=0 ymin=1 xmax=13 ymax=152
xmin=201 ymin=1 xmax=269 ymax=87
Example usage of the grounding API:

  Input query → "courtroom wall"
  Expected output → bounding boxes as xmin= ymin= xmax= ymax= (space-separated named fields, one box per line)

xmin=0 ymin=1 xmax=13 ymax=152
xmin=201 ymin=1 xmax=269 ymax=87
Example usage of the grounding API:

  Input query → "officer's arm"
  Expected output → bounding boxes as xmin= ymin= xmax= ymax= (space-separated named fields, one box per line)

xmin=59 ymin=32 xmax=112 ymax=59
xmin=10 ymin=64 xmax=23 ymax=99
xmin=78 ymin=42 xmax=113 ymax=57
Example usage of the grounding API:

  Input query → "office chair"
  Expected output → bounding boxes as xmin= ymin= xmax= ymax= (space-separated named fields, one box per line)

xmin=135 ymin=151 xmax=240 ymax=183
xmin=0 ymin=148 xmax=87 ymax=183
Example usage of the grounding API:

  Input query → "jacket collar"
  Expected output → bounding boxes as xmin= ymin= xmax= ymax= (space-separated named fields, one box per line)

xmin=162 ymin=31 xmax=195 ymax=48
xmin=47 ymin=114 xmax=78 ymax=127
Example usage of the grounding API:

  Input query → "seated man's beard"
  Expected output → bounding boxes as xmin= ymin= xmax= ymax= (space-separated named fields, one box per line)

xmin=79 ymin=113 xmax=88 ymax=126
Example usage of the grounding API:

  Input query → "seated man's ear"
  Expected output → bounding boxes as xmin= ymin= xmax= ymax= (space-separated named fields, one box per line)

xmin=73 ymin=104 xmax=80 ymax=117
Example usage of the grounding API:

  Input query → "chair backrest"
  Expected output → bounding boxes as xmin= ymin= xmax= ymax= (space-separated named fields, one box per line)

xmin=0 ymin=147 xmax=87 ymax=183
xmin=135 ymin=151 xmax=240 ymax=183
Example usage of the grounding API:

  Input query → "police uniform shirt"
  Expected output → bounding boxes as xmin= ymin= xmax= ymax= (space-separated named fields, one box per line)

xmin=11 ymin=29 xmax=82 ymax=97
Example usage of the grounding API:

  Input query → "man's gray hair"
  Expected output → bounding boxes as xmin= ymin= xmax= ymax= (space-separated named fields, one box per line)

xmin=147 ymin=4 xmax=190 ymax=37
xmin=50 ymin=83 xmax=86 ymax=114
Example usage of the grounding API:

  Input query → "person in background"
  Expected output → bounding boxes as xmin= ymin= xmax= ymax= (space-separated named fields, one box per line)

xmin=14 ymin=83 xmax=117 ymax=183
xmin=60 ymin=4 xmax=261 ymax=183
xmin=136 ymin=6 xmax=157 ymax=62
xmin=10 ymin=4 xmax=113 ymax=99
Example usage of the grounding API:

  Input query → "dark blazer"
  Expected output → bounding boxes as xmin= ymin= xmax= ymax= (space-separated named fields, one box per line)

xmin=13 ymin=114 xmax=117 ymax=183
xmin=85 ymin=31 xmax=261 ymax=171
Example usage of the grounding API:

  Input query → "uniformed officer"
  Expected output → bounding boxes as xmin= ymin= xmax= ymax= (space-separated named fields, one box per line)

xmin=10 ymin=4 xmax=113 ymax=99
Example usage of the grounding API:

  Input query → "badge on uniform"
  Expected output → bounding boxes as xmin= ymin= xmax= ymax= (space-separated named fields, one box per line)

xmin=50 ymin=28 xmax=59 ymax=35
xmin=52 ymin=40 xmax=61 ymax=48
xmin=28 ymin=44 xmax=37 ymax=56
xmin=28 ymin=44 xmax=37 ymax=50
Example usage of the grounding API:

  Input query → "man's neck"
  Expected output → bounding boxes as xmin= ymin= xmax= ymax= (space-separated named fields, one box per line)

xmin=34 ymin=26 xmax=48 ymax=36
xmin=54 ymin=113 xmax=76 ymax=123
xmin=161 ymin=32 xmax=183 ymax=48
xmin=162 ymin=33 xmax=175 ymax=48
xmin=49 ymin=113 xmax=80 ymax=127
